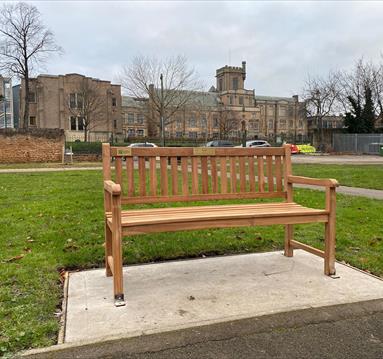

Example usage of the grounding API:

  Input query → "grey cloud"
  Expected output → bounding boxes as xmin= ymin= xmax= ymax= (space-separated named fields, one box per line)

xmin=28 ymin=1 xmax=383 ymax=96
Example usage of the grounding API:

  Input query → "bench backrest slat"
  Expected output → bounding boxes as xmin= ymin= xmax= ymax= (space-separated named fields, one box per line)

xmin=102 ymin=144 xmax=291 ymax=204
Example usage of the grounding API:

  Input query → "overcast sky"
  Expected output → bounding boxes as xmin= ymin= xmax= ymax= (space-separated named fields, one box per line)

xmin=25 ymin=1 xmax=383 ymax=97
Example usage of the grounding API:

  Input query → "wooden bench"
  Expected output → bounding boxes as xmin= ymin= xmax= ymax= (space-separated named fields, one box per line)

xmin=102 ymin=143 xmax=339 ymax=306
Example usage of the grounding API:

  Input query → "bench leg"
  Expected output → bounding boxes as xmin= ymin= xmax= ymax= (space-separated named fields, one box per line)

xmin=105 ymin=221 xmax=113 ymax=277
xmin=112 ymin=224 xmax=125 ymax=306
xmin=284 ymin=224 xmax=294 ymax=257
xmin=324 ymin=220 xmax=336 ymax=275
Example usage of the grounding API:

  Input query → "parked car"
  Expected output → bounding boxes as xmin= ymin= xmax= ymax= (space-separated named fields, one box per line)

xmin=285 ymin=143 xmax=300 ymax=154
xmin=125 ymin=142 xmax=159 ymax=161
xmin=235 ymin=140 xmax=271 ymax=148
xmin=297 ymin=144 xmax=316 ymax=153
xmin=205 ymin=140 xmax=234 ymax=147
xmin=128 ymin=142 xmax=158 ymax=148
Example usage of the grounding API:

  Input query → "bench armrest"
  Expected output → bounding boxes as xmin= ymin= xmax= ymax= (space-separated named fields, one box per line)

xmin=288 ymin=175 xmax=339 ymax=188
xmin=104 ymin=180 xmax=121 ymax=195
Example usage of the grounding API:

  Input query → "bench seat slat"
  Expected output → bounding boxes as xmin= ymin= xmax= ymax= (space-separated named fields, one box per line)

xmin=106 ymin=202 xmax=328 ymax=228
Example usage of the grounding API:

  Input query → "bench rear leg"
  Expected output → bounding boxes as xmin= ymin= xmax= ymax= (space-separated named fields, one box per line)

xmin=284 ymin=224 xmax=294 ymax=257
xmin=105 ymin=221 xmax=112 ymax=277
xmin=324 ymin=188 xmax=336 ymax=275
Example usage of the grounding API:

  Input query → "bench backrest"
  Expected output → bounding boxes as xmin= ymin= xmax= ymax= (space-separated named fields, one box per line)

xmin=102 ymin=144 xmax=292 ymax=205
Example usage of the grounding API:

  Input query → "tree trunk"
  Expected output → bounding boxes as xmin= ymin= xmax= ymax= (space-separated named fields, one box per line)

xmin=23 ymin=74 xmax=29 ymax=129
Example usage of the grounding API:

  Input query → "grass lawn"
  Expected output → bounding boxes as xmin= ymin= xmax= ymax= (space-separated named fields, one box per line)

xmin=292 ymin=164 xmax=383 ymax=190
xmin=0 ymin=170 xmax=382 ymax=356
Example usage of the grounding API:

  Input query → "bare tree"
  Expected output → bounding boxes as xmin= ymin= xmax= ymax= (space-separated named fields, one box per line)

xmin=301 ymin=72 xmax=341 ymax=149
xmin=217 ymin=108 xmax=239 ymax=139
xmin=119 ymin=55 xmax=202 ymax=146
xmin=67 ymin=80 xmax=106 ymax=142
xmin=0 ymin=2 xmax=62 ymax=128
xmin=336 ymin=58 xmax=383 ymax=121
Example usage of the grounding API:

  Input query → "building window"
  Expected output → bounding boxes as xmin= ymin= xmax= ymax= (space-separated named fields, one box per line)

xmin=112 ymin=97 xmax=117 ymax=107
xmin=78 ymin=117 xmax=84 ymax=131
xmin=136 ymin=113 xmax=144 ymax=124
xmin=229 ymin=96 xmax=234 ymax=105
xmin=200 ymin=114 xmax=207 ymax=128
xmin=128 ymin=113 xmax=134 ymax=124
xmin=299 ymin=120 xmax=303 ymax=128
xmin=239 ymin=96 xmax=243 ymax=105
xmin=176 ymin=131 xmax=183 ymax=138
xmin=253 ymin=120 xmax=259 ymax=131
xmin=29 ymin=116 xmax=36 ymax=126
xmin=279 ymin=119 xmax=286 ymax=129
xmin=213 ymin=115 xmax=219 ymax=128
xmin=289 ymin=120 xmax=294 ymax=128
xmin=69 ymin=93 xmax=84 ymax=109
xmin=137 ymin=129 xmax=144 ymax=136
xmin=69 ymin=116 xmax=85 ymax=131
xmin=77 ymin=94 xmax=83 ymax=109
xmin=127 ymin=128 xmax=135 ymax=136
xmin=70 ymin=116 xmax=76 ymax=130
xmin=279 ymin=106 xmax=287 ymax=116
xmin=69 ymin=93 xmax=76 ymax=109
xmin=113 ymin=119 xmax=117 ymax=129
xmin=268 ymin=105 xmax=274 ymax=115
xmin=268 ymin=120 xmax=273 ymax=130
xmin=28 ymin=92 xmax=36 ymax=103
xmin=189 ymin=114 xmax=196 ymax=127
xmin=219 ymin=78 xmax=223 ymax=91
xmin=176 ymin=117 xmax=182 ymax=129
xmin=232 ymin=77 xmax=238 ymax=90
xmin=188 ymin=131 xmax=197 ymax=139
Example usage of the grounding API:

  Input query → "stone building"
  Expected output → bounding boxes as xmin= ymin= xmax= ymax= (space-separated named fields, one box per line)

xmin=122 ymin=61 xmax=307 ymax=142
xmin=19 ymin=73 xmax=122 ymax=141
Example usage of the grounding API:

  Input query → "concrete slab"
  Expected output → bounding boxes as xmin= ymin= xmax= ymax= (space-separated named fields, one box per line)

xmin=65 ymin=250 xmax=383 ymax=344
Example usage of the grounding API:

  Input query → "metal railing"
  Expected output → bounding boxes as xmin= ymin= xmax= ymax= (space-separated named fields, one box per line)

xmin=332 ymin=133 xmax=383 ymax=154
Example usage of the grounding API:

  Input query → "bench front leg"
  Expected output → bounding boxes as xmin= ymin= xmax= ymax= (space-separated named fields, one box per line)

xmin=324 ymin=187 xmax=336 ymax=275
xmin=111 ymin=190 xmax=125 ymax=306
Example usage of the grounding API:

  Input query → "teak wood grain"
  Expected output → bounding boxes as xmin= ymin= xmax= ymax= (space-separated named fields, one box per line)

xmin=102 ymin=144 xmax=338 ymax=305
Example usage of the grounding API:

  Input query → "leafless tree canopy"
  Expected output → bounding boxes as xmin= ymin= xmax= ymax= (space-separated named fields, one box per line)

xmin=335 ymin=58 xmax=383 ymax=117
xmin=119 ymin=55 xmax=202 ymax=144
xmin=0 ymin=2 xmax=62 ymax=127
xmin=67 ymin=80 xmax=106 ymax=142
xmin=217 ymin=109 xmax=239 ymax=139
xmin=303 ymin=57 xmax=383 ymax=121
xmin=302 ymin=72 xmax=341 ymax=119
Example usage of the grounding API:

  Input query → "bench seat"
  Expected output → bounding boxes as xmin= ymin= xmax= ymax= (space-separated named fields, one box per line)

xmin=106 ymin=202 xmax=328 ymax=235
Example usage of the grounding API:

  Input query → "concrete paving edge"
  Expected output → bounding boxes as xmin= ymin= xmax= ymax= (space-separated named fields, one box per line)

xmin=18 ymin=298 xmax=383 ymax=359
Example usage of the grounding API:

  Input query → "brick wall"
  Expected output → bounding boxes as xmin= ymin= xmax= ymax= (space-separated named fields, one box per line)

xmin=0 ymin=129 xmax=65 ymax=163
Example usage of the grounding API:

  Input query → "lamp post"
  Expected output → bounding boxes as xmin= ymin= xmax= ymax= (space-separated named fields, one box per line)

xmin=241 ymin=104 xmax=246 ymax=147
xmin=160 ymin=73 xmax=165 ymax=147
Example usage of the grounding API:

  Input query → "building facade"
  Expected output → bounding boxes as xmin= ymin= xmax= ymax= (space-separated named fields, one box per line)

xmin=15 ymin=62 xmax=307 ymax=143
xmin=0 ymin=76 xmax=14 ymax=129
xmin=19 ymin=73 xmax=122 ymax=141
xmin=122 ymin=62 xmax=307 ymax=142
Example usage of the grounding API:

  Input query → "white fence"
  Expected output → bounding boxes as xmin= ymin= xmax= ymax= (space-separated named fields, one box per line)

xmin=332 ymin=133 xmax=383 ymax=154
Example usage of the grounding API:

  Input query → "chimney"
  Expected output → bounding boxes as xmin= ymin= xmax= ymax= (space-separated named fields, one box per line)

xmin=292 ymin=95 xmax=299 ymax=102
xmin=242 ymin=61 xmax=246 ymax=81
